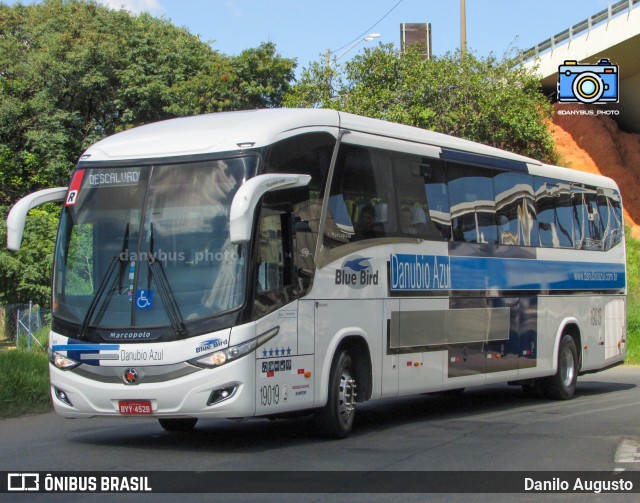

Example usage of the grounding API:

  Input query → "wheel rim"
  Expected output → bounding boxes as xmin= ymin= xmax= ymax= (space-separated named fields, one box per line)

xmin=560 ymin=346 xmax=575 ymax=388
xmin=338 ymin=368 xmax=356 ymax=427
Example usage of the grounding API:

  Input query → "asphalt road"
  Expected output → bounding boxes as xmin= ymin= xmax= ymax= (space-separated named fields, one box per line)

xmin=2 ymin=366 xmax=640 ymax=503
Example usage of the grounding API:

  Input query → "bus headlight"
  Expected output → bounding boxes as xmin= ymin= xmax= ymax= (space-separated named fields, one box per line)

xmin=188 ymin=327 xmax=279 ymax=369
xmin=189 ymin=339 xmax=257 ymax=369
xmin=48 ymin=350 xmax=81 ymax=370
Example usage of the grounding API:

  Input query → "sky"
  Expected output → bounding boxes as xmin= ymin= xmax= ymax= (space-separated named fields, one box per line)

xmin=6 ymin=0 xmax=621 ymax=73
xmin=99 ymin=0 xmax=618 ymax=69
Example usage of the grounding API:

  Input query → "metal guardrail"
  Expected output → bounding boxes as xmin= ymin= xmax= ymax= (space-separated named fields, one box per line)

xmin=520 ymin=0 xmax=640 ymax=62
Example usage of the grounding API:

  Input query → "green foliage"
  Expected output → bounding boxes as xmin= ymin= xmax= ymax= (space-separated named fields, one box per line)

xmin=0 ymin=205 xmax=60 ymax=305
xmin=165 ymin=41 xmax=295 ymax=115
xmin=0 ymin=0 xmax=295 ymax=206
xmin=627 ymin=297 xmax=640 ymax=366
xmin=15 ymin=326 xmax=50 ymax=352
xmin=0 ymin=0 xmax=294 ymax=305
xmin=0 ymin=349 xmax=51 ymax=418
xmin=626 ymin=228 xmax=640 ymax=365
xmin=626 ymin=226 xmax=640 ymax=298
xmin=284 ymin=45 xmax=557 ymax=163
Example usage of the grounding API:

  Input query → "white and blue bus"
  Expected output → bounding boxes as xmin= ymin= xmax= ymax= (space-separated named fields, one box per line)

xmin=7 ymin=109 xmax=626 ymax=438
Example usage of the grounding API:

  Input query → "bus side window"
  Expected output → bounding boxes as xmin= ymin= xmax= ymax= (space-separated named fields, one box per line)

xmin=571 ymin=186 xmax=602 ymax=250
xmin=422 ymin=160 xmax=451 ymax=240
xmin=571 ymin=187 xmax=586 ymax=249
xmin=265 ymin=132 xmax=336 ymax=273
xmin=393 ymin=155 xmax=449 ymax=240
xmin=535 ymin=178 xmax=556 ymax=248
xmin=324 ymin=143 xmax=394 ymax=246
xmin=448 ymin=162 xmax=497 ymax=244
xmin=494 ymin=172 xmax=537 ymax=246
xmin=253 ymin=208 xmax=297 ymax=318
xmin=599 ymin=190 xmax=623 ymax=250
xmin=585 ymin=192 xmax=603 ymax=249
xmin=555 ymin=183 xmax=574 ymax=248
xmin=535 ymin=178 xmax=573 ymax=249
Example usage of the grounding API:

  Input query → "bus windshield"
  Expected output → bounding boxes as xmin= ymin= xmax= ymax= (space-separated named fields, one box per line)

xmin=53 ymin=156 xmax=257 ymax=339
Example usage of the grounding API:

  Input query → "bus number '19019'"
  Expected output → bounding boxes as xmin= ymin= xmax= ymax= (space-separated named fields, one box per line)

xmin=260 ymin=385 xmax=279 ymax=406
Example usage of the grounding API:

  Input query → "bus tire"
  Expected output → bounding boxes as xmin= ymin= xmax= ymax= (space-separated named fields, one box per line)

xmin=543 ymin=334 xmax=578 ymax=400
xmin=313 ymin=350 xmax=357 ymax=439
xmin=158 ymin=418 xmax=198 ymax=432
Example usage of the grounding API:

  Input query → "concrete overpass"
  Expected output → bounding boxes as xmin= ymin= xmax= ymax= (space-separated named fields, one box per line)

xmin=522 ymin=0 xmax=640 ymax=133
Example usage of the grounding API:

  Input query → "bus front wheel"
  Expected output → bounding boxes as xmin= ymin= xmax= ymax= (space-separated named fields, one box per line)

xmin=314 ymin=350 xmax=357 ymax=439
xmin=543 ymin=333 xmax=578 ymax=400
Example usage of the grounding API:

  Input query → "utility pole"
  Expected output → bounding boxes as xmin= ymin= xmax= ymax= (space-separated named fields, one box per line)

xmin=326 ymin=48 xmax=331 ymax=67
xmin=460 ymin=0 xmax=467 ymax=54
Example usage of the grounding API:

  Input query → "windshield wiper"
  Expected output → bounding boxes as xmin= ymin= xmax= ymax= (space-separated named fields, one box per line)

xmin=147 ymin=223 xmax=188 ymax=338
xmin=78 ymin=224 xmax=129 ymax=340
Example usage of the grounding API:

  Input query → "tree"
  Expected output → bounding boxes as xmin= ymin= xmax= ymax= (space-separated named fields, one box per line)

xmin=0 ymin=0 xmax=296 ymax=307
xmin=0 ymin=0 xmax=296 ymax=206
xmin=284 ymin=44 xmax=557 ymax=164
xmin=0 ymin=205 xmax=59 ymax=306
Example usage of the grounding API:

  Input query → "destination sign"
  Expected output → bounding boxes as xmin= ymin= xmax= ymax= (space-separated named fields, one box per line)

xmin=87 ymin=170 xmax=140 ymax=187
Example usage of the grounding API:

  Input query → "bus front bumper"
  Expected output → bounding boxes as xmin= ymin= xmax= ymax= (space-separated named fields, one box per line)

xmin=49 ymin=353 xmax=256 ymax=419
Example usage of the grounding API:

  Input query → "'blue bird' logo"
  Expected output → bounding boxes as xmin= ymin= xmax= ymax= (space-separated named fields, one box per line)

xmin=343 ymin=257 xmax=371 ymax=272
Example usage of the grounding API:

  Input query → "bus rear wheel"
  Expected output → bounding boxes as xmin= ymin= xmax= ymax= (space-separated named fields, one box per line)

xmin=313 ymin=350 xmax=357 ymax=439
xmin=158 ymin=418 xmax=198 ymax=432
xmin=543 ymin=333 xmax=578 ymax=400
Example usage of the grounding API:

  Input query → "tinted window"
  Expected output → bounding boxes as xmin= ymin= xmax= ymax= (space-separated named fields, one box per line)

xmin=598 ymin=190 xmax=624 ymax=250
xmin=394 ymin=156 xmax=448 ymax=240
xmin=265 ymin=132 xmax=335 ymax=195
xmin=535 ymin=178 xmax=573 ymax=248
xmin=572 ymin=186 xmax=603 ymax=250
xmin=265 ymin=132 xmax=336 ymax=270
xmin=448 ymin=163 xmax=497 ymax=244
xmin=494 ymin=172 xmax=537 ymax=246
xmin=324 ymin=144 xmax=394 ymax=246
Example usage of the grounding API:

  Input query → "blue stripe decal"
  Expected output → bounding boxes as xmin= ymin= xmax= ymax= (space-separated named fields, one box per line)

xmin=390 ymin=254 xmax=625 ymax=292
xmin=51 ymin=344 xmax=120 ymax=351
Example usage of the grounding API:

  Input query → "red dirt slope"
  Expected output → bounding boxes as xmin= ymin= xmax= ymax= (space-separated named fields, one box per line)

xmin=550 ymin=103 xmax=640 ymax=239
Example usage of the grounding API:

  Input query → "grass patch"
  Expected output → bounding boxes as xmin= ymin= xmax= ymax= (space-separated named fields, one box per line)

xmin=626 ymin=296 xmax=640 ymax=366
xmin=15 ymin=326 xmax=49 ymax=352
xmin=625 ymin=229 xmax=640 ymax=366
xmin=0 ymin=348 xmax=51 ymax=418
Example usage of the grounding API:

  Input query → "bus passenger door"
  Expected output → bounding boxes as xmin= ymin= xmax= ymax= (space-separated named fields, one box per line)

xmin=253 ymin=207 xmax=315 ymax=415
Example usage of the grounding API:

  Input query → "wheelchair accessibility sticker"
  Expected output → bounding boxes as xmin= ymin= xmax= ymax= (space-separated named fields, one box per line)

xmin=136 ymin=290 xmax=153 ymax=310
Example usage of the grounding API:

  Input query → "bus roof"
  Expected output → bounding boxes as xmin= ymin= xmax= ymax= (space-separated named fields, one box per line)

xmin=81 ymin=109 xmax=341 ymax=162
xmin=79 ymin=108 xmax=619 ymax=191
xmin=82 ymin=108 xmax=538 ymax=164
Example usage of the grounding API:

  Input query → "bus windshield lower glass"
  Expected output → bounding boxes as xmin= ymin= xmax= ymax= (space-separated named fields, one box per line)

xmin=53 ymin=156 xmax=257 ymax=338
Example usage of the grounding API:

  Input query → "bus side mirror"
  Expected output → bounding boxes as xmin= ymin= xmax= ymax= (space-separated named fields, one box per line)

xmin=229 ymin=174 xmax=311 ymax=244
xmin=6 ymin=187 xmax=68 ymax=251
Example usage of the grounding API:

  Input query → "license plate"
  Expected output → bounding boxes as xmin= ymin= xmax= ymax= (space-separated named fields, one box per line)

xmin=119 ymin=400 xmax=152 ymax=415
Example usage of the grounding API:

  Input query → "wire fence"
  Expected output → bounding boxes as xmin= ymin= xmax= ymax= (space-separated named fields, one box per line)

xmin=0 ymin=303 xmax=51 ymax=352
